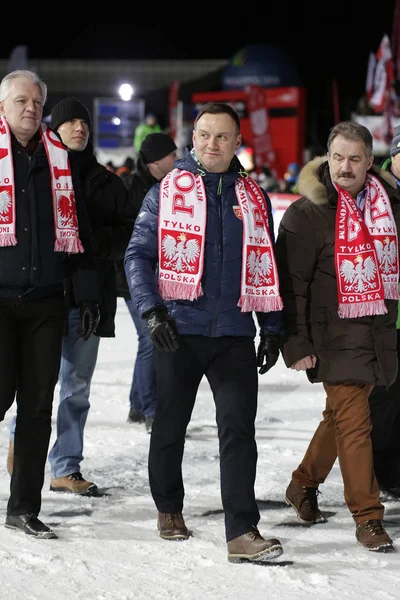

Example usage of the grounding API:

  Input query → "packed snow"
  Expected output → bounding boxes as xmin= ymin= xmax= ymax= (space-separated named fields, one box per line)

xmin=0 ymin=299 xmax=399 ymax=600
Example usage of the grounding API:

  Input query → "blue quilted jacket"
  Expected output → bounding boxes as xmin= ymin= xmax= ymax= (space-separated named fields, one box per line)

xmin=124 ymin=148 xmax=282 ymax=338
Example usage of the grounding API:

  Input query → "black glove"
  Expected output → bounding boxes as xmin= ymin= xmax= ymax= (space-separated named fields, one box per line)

xmin=257 ymin=333 xmax=280 ymax=375
xmin=145 ymin=308 xmax=180 ymax=352
xmin=77 ymin=301 xmax=100 ymax=342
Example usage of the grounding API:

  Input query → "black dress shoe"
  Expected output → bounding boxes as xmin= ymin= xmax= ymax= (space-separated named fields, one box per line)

xmin=5 ymin=513 xmax=57 ymax=539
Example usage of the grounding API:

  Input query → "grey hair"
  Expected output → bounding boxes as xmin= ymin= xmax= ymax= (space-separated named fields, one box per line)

xmin=327 ymin=121 xmax=373 ymax=157
xmin=0 ymin=70 xmax=47 ymax=105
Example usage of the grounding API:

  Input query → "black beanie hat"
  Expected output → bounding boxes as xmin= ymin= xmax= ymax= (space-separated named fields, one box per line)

xmin=139 ymin=133 xmax=177 ymax=164
xmin=50 ymin=97 xmax=91 ymax=132
xmin=390 ymin=125 xmax=400 ymax=158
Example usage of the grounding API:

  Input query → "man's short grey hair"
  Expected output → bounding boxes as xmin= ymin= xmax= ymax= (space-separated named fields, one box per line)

xmin=327 ymin=121 xmax=373 ymax=157
xmin=0 ymin=70 xmax=47 ymax=105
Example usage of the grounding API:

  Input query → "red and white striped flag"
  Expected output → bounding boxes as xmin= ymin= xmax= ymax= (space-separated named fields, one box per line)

xmin=369 ymin=34 xmax=395 ymax=114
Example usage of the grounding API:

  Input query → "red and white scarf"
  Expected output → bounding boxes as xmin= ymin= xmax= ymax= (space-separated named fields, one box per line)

xmin=0 ymin=117 xmax=83 ymax=253
xmin=158 ymin=168 xmax=283 ymax=313
xmin=334 ymin=173 xmax=399 ymax=318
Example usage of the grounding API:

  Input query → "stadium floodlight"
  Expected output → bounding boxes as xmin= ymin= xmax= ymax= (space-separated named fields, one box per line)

xmin=118 ymin=83 xmax=134 ymax=102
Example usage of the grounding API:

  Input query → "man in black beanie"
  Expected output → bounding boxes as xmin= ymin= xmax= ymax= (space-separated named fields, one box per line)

xmin=50 ymin=97 xmax=91 ymax=133
xmin=7 ymin=97 xmax=135 ymax=497
xmin=115 ymin=132 xmax=177 ymax=431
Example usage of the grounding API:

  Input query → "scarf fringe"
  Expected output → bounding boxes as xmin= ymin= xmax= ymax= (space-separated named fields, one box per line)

xmin=0 ymin=234 xmax=17 ymax=247
xmin=338 ymin=300 xmax=388 ymax=319
xmin=383 ymin=283 xmax=399 ymax=300
xmin=54 ymin=238 xmax=84 ymax=254
xmin=159 ymin=280 xmax=204 ymax=301
xmin=238 ymin=296 xmax=284 ymax=313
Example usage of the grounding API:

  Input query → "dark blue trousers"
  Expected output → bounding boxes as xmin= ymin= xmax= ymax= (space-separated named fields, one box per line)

xmin=149 ymin=335 xmax=260 ymax=542
xmin=369 ymin=330 xmax=400 ymax=489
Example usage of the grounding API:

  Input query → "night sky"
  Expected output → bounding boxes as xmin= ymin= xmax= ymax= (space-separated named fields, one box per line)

xmin=2 ymin=6 xmax=396 ymax=99
xmin=1 ymin=6 xmax=397 ymax=142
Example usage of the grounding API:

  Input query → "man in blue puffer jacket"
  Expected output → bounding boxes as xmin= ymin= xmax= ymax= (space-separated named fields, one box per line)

xmin=124 ymin=102 xmax=284 ymax=563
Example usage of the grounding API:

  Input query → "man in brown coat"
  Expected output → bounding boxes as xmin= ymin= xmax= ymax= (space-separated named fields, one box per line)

xmin=275 ymin=121 xmax=400 ymax=552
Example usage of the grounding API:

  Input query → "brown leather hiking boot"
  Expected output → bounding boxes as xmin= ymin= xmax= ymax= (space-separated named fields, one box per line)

xmin=7 ymin=440 xmax=13 ymax=476
xmin=50 ymin=472 xmax=98 ymax=496
xmin=285 ymin=480 xmax=326 ymax=524
xmin=157 ymin=512 xmax=190 ymax=541
xmin=356 ymin=520 xmax=395 ymax=552
xmin=227 ymin=528 xmax=283 ymax=563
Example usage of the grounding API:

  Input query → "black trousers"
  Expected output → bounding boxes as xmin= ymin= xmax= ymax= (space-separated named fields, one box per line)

xmin=0 ymin=296 xmax=66 ymax=516
xmin=149 ymin=335 xmax=259 ymax=542
xmin=369 ymin=330 xmax=400 ymax=489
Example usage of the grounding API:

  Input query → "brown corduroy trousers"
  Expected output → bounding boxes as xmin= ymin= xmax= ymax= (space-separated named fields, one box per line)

xmin=292 ymin=382 xmax=384 ymax=524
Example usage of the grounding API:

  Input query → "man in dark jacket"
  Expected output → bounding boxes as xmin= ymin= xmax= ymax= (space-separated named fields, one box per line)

xmin=47 ymin=98 xmax=134 ymax=494
xmin=125 ymin=102 xmax=284 ymax=563
xmin=0 ymin=71 xmax=100 ymax=539
xmin=368 ymin=124 xmax=400 ymax=499
xmin=275 ymin=121 xmax=400 ymax=552
xmin=117 ymin=132 xmax=177 ymax=431
xmin=8 ymin=97 xmax=134 ymax=495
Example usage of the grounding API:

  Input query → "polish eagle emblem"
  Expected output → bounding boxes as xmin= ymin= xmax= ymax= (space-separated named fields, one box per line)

xmin=247 ymin=248 xmax=273 ymax=286
xmin=339 ymin=255 xmax=377 ymax=293
xmin=161 ymin=233 xmax=200 ymax=272
xmin=0 ymin=188 xmax=11 ymax=221
xmin=374 ymin=236 xmax=397 ymax=274
xmin=57 ymin=192 xmax=78 ymax=228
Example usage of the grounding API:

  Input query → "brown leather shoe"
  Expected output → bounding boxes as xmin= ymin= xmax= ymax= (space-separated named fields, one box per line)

xmin=50 ymin=472 xmax=98 ymax=496
xmin=157 ymin=512 xmax=190 ymax=541
xmin=285 ymin=480 xmax=326 ymax=524
xmin=7 ymin=440 xmax=13 ymax=477
xmin=356 ymin=519 xmax=395 ymax=552
xmin=227 ymin=527 xmax=283 ymax=563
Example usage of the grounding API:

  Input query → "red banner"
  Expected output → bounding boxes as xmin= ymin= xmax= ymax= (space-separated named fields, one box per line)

xmin=246 ymin=85 xmax=277 ymax=176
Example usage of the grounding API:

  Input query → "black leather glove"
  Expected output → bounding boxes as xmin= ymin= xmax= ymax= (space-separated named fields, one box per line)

xmin=145 ymin=307 xmax=180 ymax=352
xmin=77 ymin=301 xmax=100 ymax=342
xmin=257 ymin=333 xmax=280 ymax=375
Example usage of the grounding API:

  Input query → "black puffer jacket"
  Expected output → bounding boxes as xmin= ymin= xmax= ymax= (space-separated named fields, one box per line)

xmin=0 ymin=133 xmax=98 ymax=303
xmin=66 ymin=143 xmax=135 ymax=336
xmin=275 ymin=157 xmax=400 ymax=387
xmin=115 ymin=154 xmax=157 ymax=299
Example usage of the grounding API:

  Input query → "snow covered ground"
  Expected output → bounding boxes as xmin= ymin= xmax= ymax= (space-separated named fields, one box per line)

xmin=0 ymin=299 xmax=399 ymax=600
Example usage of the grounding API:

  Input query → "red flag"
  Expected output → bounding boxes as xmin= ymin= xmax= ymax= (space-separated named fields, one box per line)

xmin=369 ymin=35 xmax=395 ymax=114
xmin=246 ymin=85 xmax=278 ymax=177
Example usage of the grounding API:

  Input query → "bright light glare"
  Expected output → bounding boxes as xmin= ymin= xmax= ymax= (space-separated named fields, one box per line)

xmin=119 ymin=83 xmax=134 ymax=101
xmin=112 ymin=117 xmax=121 ymax=126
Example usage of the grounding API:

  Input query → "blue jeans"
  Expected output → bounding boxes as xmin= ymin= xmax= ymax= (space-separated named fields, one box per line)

xmin=125 ymin=298 xmax=157 ymax=417
xmin=10 ymin=307 xmax=100 ymax=478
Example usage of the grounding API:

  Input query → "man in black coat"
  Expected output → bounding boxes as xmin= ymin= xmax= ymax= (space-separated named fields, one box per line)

xmin=0 ymin=71 xmax=100 ymax=539
xmin=8 ymin=97 xmax=134 ymax=497
xmin=116 ymin=133 xmax=177 ymax=431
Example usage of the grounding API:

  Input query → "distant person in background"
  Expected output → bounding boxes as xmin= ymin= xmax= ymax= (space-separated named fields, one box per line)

xmin=116 ymin=156 xmax=134 ymax=181
xmin=281 ymin=162 xmax=300 ymax=193
xmin=116 ymin=132 xmax=177 ymax=432
xmin=133 ymin=113 xmax=162 ymax=153
xmin=368 ymin=124 xmax=400 ymax=499
xmin=8 ymin=97 xmax=134 ymax=497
